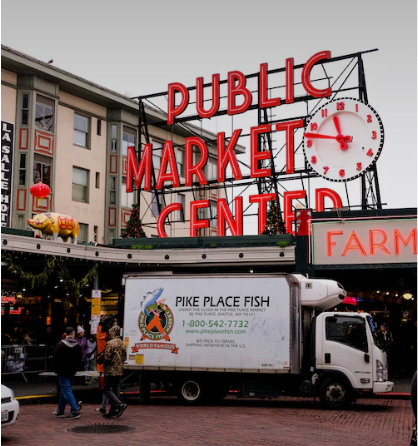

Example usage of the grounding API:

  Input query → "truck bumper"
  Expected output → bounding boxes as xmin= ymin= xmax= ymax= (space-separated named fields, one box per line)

xmin=373 ymin=381 xmax=394 ymax=393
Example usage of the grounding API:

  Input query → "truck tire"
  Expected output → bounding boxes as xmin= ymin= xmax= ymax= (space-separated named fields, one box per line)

xmin=178 ymin=378 xmax=205 ymax=405
xmin=319 ymin=377 xmax=352 ymax=410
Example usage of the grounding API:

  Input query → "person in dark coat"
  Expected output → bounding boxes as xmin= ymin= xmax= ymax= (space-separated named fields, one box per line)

xmin=52 ymin=327 xmax=83 ymax=419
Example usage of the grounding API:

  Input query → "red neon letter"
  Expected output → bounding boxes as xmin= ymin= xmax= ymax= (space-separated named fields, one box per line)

xmin=342 ymin=231 xmax=367 ymax=256
xmin=185 ymin=137 xmax=208 ymax=186
xmin=315 ymin=188 xmax=343 ymax=212
xmin=167 ymin=82 xmax=189 ymax=125
xmin=302 ymin=51 xmax=332 ymax=98
xmin=190 ymin=200 xmax=209 ymax=237
xmin=283 ymin=190 xmax=306 ymax=235
xmin=259 ymin=63 xmax=281 ymax=108
xmin=249 ymin=193 xmax=275 ymax=235
xmin=126 ymin=144 xmax=151 ymax=192
xmin=217 ymin=129 xmax=243 ymax=182
xmin=227 ymin=71 xmax=252 ymax=115
xmin=286 ymin=58 xmax=294 ymax=104
xmin=156 ymin=141 xmax=180 ymax=189
xmin=369 ymin=229 xmax=390 ymax=255
xmin=326 ymin=230 xmax=343 ymax=256
xmin=217 ymin=197 xmax=243 ymax=236
xmin=250 ymin=124 xmax=271 ymax=178
xmin=275 ymin=119 xmax=304 ymax=174
xmin=157 ymin=203 xmax=181 ymax=238
xmin=196 ymin=74 xmax=220 ymax=119
xmin=394 ymin=228 xmax=417 ymax=255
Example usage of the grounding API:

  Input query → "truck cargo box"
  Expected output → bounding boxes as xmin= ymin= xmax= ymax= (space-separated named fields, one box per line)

xmin=123 ymin=274 xmax=300 ymax=373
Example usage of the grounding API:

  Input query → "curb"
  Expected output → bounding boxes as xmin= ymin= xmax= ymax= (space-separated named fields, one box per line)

xmin=16 ymin=390 xmax=411 ymax=405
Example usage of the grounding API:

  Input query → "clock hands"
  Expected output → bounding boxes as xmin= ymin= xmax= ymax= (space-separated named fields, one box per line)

xmin=304 ymin=116 xmax=351 ymax=151
xmin=332 ymin=116 xmax=348 ymax=150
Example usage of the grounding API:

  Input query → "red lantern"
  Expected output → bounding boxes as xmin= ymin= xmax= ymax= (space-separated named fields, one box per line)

xmin=30 ymin=182 xmax=51 ymax=207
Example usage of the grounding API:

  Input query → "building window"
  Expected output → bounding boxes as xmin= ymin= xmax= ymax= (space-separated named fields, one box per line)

xmin=207 ymin=158 xmax=217 ymax=181
xmin=95 ymin=172 xmax=100 ymax=189
xmin=109 ymin=176 xmax=116 ymax=205
xmin=74 ymin=113 xmax=89 ymax=148
xmin=152 ymin=141 xmax=163 ymax=171
xmin=35 ymin=95 xmax=54 ymax=132
xmin=111 ymin=124 xmax=118 ymax=153
xmin=17 ymin=215 xmax=25 ymax=229
xmin=93 ymin=226 xmax=98 ymax=242
xmin=19 ymin=154 xmax=27 ymax=186
xmin=122 ymin=126 xmax=135 ymax=157
xmin=210 ymin=200 xmax=217 ymax=228
xmin=198 ymin=206 xmax=207 ymax=220
xmin=72 ymin=167 xmax=89 ymax=203
xmin=151 ymin=192 xmax=160 ymax=217
xmin=177 ymin=194 xmax=185 ymax=221
xmin=78 ymin=223 xmax=88 ymax=243
xmin=121 ymin=177 xmax=134 ymax=208
xmin=325 ymin=316 xmax=368 ymax=353
xmin=109 ymin=228 xmax=116 ymax=240
xmin=33 ymin=155 xmax=51 ymax=187
xmin=97 ymin=119 xmax=102 ymax=136
xmin=177 ymin=149 xmax=185 ymax=177
xmin=21 ymin=93 xmax=29 ymax=126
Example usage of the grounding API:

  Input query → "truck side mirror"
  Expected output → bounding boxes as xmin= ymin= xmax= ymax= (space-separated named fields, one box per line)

xmin=364 ymin=353 xmax=370 ymax=363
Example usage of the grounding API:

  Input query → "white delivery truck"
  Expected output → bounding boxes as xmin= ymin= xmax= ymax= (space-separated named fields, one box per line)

xmin=122 ymin=273 xmax=393 ymax=409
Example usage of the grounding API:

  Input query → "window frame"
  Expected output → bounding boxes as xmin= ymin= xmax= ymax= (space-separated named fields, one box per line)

xmin=35 ymin=94 xmax=54 ymax=132
xmin=72 ymin=166 xmax=89 ymax=203
xmin=73 ymin=113 xmax=90 ymax=149
xmin=78 ymin=223 xmax=89 ymax=243
xmin=325 ymin=315 xmax=369 ymax=353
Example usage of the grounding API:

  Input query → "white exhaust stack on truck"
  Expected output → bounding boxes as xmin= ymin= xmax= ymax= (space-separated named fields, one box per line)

xmin=122 ymin=273 xmax=393 ymax=409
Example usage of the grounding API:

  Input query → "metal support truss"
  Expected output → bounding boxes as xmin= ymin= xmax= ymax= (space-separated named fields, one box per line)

xmin=132 ymin=49 xmax=383 ymax=232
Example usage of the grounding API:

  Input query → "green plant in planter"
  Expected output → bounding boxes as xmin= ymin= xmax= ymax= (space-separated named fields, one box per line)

xmin=277 ymin=241 xmax=288 ymax=248
xmin=210 ymin=244 xmax=217 ymax=248
xmin=132 ymin=245 xmax=153 ymax=250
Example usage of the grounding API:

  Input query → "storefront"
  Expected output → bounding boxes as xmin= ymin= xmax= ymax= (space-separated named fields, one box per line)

xmin=296 ymin=207 xmax=417 ymax=377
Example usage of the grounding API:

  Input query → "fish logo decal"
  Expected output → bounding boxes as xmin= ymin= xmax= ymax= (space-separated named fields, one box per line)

xmin=140 ymin=287 xmax=164 ymax=316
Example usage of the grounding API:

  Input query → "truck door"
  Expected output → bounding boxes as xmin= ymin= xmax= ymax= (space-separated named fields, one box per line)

xmin=318 ymin=315 xmax=372 ymax=389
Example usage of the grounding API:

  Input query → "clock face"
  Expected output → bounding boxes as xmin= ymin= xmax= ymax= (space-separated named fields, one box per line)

xmin=303 ymin=98 xmax=384 ymax=181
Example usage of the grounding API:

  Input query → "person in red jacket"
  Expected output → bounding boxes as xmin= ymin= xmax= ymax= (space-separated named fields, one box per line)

xmin=95 ymin=315 xmax=114 ymax=414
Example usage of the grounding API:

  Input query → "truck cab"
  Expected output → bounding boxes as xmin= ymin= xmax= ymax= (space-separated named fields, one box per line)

xmin=314 ymin=311 xmax=393 ymax=408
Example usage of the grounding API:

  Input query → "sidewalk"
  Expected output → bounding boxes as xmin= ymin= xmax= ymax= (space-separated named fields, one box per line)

xmin=2 ymin=374 xmax=412 ymax=405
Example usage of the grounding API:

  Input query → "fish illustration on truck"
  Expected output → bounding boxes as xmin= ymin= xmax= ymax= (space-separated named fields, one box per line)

xmin=137 ymin=288 xmax=176 ymax=349
xmin=140 ymin=287 xmax=164 ymax=316
xmin=27 ymin=212 xmax=79 ymax=244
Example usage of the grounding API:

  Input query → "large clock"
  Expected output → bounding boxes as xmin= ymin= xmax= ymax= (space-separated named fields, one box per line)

xmin=303 ymin=98 xmax=384 ymax=181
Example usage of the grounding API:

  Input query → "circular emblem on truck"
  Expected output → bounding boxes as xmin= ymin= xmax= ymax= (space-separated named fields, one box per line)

xmin=138 ymin=304 xmax=174 ymax=341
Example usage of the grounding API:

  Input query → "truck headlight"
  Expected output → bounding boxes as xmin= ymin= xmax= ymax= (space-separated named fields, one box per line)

xmin=376 ymin=360 xmax=384 ymax=382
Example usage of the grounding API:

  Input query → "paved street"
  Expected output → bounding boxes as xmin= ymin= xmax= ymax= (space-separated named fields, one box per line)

xmin=2 ymin=397 xmax=413 ymax=446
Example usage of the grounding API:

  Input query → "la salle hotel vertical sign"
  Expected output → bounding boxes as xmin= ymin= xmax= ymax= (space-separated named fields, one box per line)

xmin=1 ymin=121 xmax=14 ymax=228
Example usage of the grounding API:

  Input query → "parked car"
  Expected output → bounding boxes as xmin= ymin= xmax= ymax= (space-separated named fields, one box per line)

xmin=1 ymin=385 xmax=19 ymax=427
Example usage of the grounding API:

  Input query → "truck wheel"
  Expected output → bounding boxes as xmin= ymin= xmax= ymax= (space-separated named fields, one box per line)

xmin=319 ymin=377 xmax=351 ymax=410
xmin=178 ymin=379 xmax=205 ymax=405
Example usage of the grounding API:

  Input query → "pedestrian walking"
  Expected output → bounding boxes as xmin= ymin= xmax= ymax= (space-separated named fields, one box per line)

xmin=75 ymin=325 xmax=88 ymax=384
xmin=102 ymin=325 xmax=128 ymax=419
xmin=95 ymin=315 xmax=115 ymax=414
xmin=52 ymin=327 xmax=83 ymax=419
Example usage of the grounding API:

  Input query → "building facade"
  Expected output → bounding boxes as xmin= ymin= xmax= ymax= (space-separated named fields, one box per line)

xmin=1 ymin=46 xmax=234 ymax=244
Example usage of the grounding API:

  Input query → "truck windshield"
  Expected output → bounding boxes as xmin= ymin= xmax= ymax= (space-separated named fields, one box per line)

xmin=366 ymin=315 xmax=384 ymax=350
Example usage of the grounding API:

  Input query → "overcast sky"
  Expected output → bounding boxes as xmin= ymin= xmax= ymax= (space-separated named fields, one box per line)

xmin=2 ymin=0 xmax=417 ymax=222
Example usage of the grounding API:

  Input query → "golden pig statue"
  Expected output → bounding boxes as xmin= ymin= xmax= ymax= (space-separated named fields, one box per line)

xmin=27 ymin=212 xmax=80 ymax=244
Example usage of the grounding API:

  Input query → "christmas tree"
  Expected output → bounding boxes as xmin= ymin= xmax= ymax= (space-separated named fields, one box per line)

xmin=122 ymin=204 xmax=146 ymax=238
xmin=262 ymin=199 xmax=286 ymax=235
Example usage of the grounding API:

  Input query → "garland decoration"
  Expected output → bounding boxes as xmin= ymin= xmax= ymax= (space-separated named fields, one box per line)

xmin=2 ymin=253 xmax=97 ymax=295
